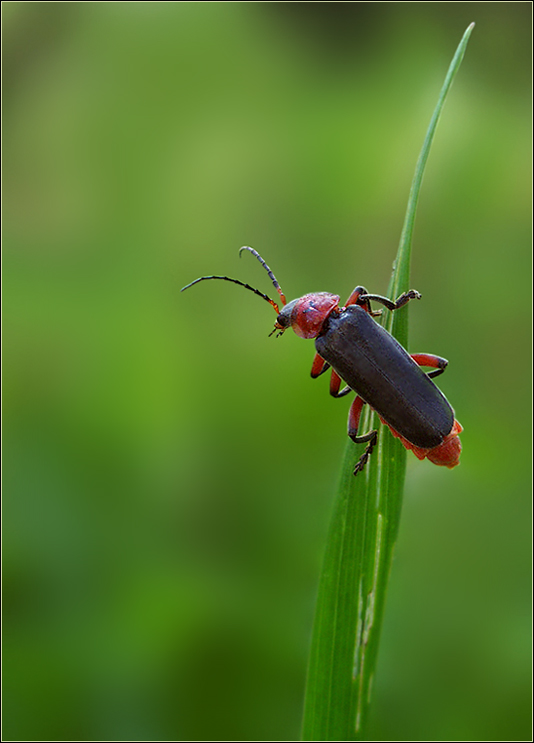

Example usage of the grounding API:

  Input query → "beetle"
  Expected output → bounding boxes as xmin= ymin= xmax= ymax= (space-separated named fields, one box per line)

xmin=182 ymin=246 xmax=462 ymax=475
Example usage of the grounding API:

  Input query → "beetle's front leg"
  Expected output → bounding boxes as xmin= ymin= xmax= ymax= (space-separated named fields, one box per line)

xmin=348 ymin=395 xmax=378 ymax=475
xmin=359 ymin=289 xmax=421 ymax=312
xmin=411 ymin=353 xmax=448 ymax=379
xmin=343 ymin=286 xmax=382 ymax=317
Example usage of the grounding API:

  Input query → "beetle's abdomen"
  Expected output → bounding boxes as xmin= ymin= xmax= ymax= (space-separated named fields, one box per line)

xmin=315 ymin=305 xmax=454 ymax=449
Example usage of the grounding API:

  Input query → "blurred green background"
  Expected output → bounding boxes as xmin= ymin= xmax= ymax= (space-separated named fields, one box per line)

xmin=3 ymin=3 xmax=531 ymax=741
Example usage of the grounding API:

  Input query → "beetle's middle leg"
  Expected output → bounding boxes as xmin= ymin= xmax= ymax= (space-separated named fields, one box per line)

xmin=348 ymin=395 xmax=378 ymax=475
xmin=411 ymin=353 xmax=448 ymax=379
xmin=329 ymin=370 xmax=352 ymax=398
xmin=310 ymin=352 xmax=330 ymax=379
xmin=310 ymin=354 xmax=352 ymax=397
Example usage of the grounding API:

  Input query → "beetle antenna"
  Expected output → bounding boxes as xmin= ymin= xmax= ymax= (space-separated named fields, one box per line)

xmin=181 ymin=275 xmax=281 ymax=315
xmin=239 ymin=246 xmax=287 ymax=306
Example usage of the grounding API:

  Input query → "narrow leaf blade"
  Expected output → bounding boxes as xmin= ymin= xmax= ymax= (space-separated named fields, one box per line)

xmin=302 ymin=23 xmax=474 ymax=741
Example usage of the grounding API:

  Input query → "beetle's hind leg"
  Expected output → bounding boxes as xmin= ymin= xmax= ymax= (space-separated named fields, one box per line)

xmin=310 ymin=352 xmax=330 ymax=378
xmin=411 ymin=353 xmax=448 ymax=379
xmin=348 ymin=396 xmax=378 ymax=475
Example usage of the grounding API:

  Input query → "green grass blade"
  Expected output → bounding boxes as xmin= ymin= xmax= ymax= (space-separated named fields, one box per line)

xmin=302 ymin=23 xmax=474 ymax=742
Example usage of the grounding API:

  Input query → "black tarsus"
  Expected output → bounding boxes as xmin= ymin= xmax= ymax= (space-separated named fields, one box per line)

xmin=358 ymin=289 xmax=421 ymax=312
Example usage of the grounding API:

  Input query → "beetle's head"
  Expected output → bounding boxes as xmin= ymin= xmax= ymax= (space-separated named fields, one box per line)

xmin=271 ymin=293 xmax=340 ymax=339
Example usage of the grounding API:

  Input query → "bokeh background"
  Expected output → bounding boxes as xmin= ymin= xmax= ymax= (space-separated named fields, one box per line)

xmin=3 ymin=3 xmax=531 ymax=741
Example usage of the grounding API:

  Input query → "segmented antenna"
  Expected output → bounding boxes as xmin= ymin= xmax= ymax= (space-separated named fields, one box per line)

xmin=239 ymin=246 xmax=287 ymax=307
xmin=181 ymin=275 xmax=281 ymax=315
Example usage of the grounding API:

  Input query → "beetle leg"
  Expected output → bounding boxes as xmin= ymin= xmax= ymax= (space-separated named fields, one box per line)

xmin=411 ymin=353 xmax=448 ymax=379
xmin=311 ymin=354 xmax=350 ymax=396
xmin=310 ymin=353 xmax=331 ymax=379
xmin=348 ymin=396 xmax=378 ymax=475
xmin=344 ymin=285 xmax=368 ymax=306
xmin=343 ymin=286 xmax=383 ymax=317
xmin=329 ymin=370 xmax=352 ymax=398
xmin=359 ymin=289 xmax=421 ymax=312
xmin=342 ymin=285 xmax=379 ymax=316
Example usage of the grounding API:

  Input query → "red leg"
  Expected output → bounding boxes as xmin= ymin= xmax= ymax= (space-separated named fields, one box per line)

xmin=343 ymin=286 xmax=381 ymax=316
xmin=348 ymin=396 xmax=378 ymax=475
xmin=344 ymin=285 xmax=367 ymax=307
xmin=411 ymin=353 xmax=448 ymax=379
xmin=329 ymin=370 xmax=351 ymax=398
xmin=344 ymin=286 xmax=421 ymax=317
xmin=311 ymin=353 xmax=350 ymax=396
xmin=310 ymin=352 xmax=330 ymax=378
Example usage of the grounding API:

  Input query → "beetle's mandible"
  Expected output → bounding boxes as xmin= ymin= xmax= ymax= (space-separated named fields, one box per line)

xmin=182 ymin=247 xmax=462 ymax=475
